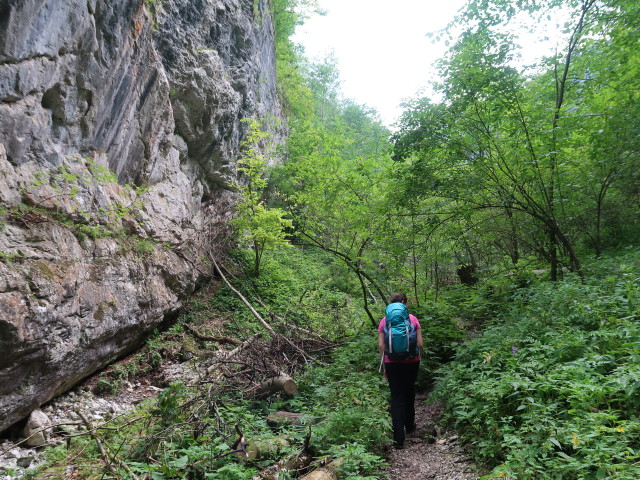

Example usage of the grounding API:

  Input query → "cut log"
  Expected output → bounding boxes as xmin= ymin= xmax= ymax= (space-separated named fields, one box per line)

xmin=300 ymin=458 xmax=343 ymax=480
xmin=253 ymin=452 xmax=313 ymax=480
xmin=266 ymin=411 xmax=305 ymax=427
xmin=237 ymin=437 xmax=290 ymax=462
xmin=256 ymin=373 xmax=297 ymax=397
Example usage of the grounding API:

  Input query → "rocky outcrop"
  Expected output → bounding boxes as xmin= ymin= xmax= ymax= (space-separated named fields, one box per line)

xmin=0 ymin=0 xmax=282 ymax=432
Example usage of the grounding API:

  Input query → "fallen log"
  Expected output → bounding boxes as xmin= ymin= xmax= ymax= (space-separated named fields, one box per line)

xmin=300 ymin=458 xmax=343 ymax=480
xmin=252 ymin=452 xmax=313 ymax=480
xmin=256 ymin=373 xmax=297 ymax=397
xmin=266 ymin=411 xmax=306 ymax=427
xmin=237 ymin=437 xmax=290 ymax=462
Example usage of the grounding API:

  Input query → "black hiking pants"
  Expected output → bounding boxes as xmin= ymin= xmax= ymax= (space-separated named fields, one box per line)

xmin=385 ymin=361 xmax=419 ymax=446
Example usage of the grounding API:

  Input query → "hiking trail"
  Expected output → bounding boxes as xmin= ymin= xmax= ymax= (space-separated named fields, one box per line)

xmin=383 ymin=394 xmax=480 ymax=480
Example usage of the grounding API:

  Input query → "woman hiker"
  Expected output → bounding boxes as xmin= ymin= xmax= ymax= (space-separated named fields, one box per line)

xmin=378 ymin=293 xmax=423 ymax=449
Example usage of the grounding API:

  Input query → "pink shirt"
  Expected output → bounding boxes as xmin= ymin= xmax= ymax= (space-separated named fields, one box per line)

xmin=378 ymin=314 xmax=421 ymax=363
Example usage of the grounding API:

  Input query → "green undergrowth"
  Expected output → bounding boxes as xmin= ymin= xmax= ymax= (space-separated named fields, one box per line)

xmin=274 ymin=333 xmax=391 ymax=477
xmin=200 ymin=246 xmax=366 ymax=340
xmin=28 ymin=335 xmax=390 ymax=480
xmin=25 ymin=246 xmax=394 ymax=479
xmin=432 ymin=249 xmax=640 ymax=479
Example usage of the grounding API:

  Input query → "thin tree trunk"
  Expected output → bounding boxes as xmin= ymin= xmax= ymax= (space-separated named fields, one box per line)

xmin=547 ymin=0 xmax=594 ymax=280
xmin=355 ymin=268 xmax=377 ymax=328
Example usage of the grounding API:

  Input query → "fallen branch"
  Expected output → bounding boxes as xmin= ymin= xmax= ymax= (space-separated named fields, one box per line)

xmin=76 ymin=410 xmax=139 ymax=480
xmin=211 ymin=257 xmax=278 ymax=336
xmin=206 ymin=333 xmax=262 ymax=376
xmin=210 ymin=256 xmax=312 ymax=363
xmin=184 ymin=323 xmax=240 ymax=345
xmin=220 ymin=333 xmax=262 ymax=360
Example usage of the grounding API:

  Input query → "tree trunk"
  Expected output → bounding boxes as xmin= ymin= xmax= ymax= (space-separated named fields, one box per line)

xmin=355 ymin=268 xmax=377 ymax=328
xmin=548 ymin=228 xmax=558 ymax=281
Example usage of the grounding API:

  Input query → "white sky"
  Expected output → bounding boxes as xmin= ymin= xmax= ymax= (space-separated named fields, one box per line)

xmin=292 ymin=0 xmax=569 ymax=127
xmin=292 ymin=0 xmax=469 ymax=126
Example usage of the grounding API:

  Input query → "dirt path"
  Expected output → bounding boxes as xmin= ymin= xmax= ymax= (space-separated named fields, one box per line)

xmin=383 ymin=395 xmax=481 ymax=480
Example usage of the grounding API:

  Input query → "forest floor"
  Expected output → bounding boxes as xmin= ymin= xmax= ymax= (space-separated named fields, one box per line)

xmin=383 ymin=394 xmax=481 ymax=480
xmin=2 ymin=302 xmax=484 ymax=480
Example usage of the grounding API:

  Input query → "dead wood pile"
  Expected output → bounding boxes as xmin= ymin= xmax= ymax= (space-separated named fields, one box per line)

xmin=200 ymin=331 xmax=335 ymax=398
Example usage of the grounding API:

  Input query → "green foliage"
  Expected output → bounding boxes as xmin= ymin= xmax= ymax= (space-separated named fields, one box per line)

xmin=0 ymin=250 xmax=24 ymax=263
xmin=74 ymin=223 xmax=111 ymax=241
xmin=293 ymin=334 xmax=391 ymax=453
xmin=27 ymin=329 xmax=390 ymax=480
xmin=217 ymin=246 xmax=364 ymax=339
xmin=133 ymin=237 xmax=156 ymax=255
xmin=231 ymin=118 xmax=293 ymax=277
xmin=388 ymin=0 xmax=640 ymax=284
xmin=330 ymin=442 xmax=387 ymax=479
xmin=432 ymin=251 xmax=640 ymax=478
xmin=271 ymin=0 xmax=323 ymax=117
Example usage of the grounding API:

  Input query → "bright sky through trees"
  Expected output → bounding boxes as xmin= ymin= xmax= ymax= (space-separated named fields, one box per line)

xmin=293 ymin=0 xmax=469 ymax=126
xmin=293 ymin=0 xmax=569 ymax=127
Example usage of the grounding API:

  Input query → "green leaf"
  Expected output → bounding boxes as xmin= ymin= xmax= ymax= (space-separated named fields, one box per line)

xmin=170 ymin=455 xmax=189 ymax=469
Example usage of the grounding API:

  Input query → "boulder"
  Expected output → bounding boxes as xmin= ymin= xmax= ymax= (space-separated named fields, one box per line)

xmin=22 ymin=410 xmax=52 ymax=447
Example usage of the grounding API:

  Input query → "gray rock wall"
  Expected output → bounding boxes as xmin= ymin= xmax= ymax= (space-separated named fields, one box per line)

xmin=0 ymin=0 xmax=282 ymax=432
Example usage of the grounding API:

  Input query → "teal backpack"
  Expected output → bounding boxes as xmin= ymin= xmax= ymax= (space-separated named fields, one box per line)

xmin=382 ymin=302 xmax=419 ymax=360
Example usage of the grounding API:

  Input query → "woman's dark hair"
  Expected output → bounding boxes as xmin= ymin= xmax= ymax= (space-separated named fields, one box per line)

xmin=389 ymin=293 xmax=407 ymax=304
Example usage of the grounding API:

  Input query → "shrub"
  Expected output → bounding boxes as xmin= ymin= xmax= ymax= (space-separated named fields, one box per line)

xmin=432 ymin=261 xmax=640 ymax=479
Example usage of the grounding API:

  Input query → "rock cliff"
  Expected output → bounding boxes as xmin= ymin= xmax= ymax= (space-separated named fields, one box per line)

xmin=0 ymin=0 xmax=283 ymax=432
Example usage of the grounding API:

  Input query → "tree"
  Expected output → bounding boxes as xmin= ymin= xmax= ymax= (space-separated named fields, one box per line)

xmin=231 ymin=118 xmax=293 ymax=277
xmin=391 ymin=0 xmax=640 ymax=281
xmin=272 ymin=55 xmax=394 ymax=325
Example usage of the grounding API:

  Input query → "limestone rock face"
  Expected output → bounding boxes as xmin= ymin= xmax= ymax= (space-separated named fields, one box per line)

xmin=0 ymin=0 xmax=282 ymax=432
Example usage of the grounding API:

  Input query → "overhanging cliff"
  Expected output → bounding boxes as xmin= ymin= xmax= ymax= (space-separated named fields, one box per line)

xmin=0 ymin=0 xmax=283 ymax=432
